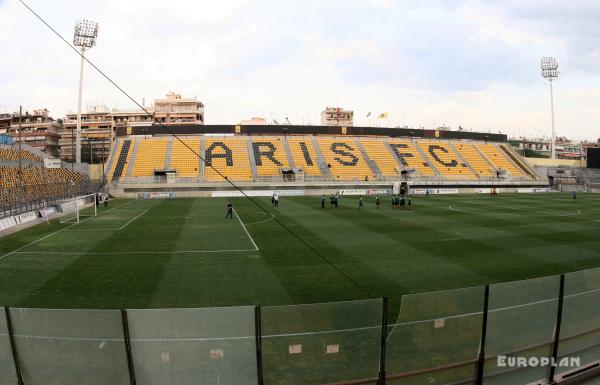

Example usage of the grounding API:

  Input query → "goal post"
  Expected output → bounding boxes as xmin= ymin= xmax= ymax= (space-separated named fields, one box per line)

xmin=59 ymin=193 xmax=98 ymax=224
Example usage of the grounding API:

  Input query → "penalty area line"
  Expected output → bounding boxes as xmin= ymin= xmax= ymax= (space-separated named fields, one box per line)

xmin=117 ymin=209 xmax=149 ymax=230
xmin=233 ymin=208 xmax=259 ymax=251
xmin=0 ymin=202 xmax=131 ymax=263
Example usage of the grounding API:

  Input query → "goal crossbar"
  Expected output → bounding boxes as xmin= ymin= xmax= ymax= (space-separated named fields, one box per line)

xmin=59 ymin=193 xmax=98 ymax=224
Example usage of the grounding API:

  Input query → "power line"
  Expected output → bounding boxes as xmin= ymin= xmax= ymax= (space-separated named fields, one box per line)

xmin=16 ymin=0 xmax=372 ymax=297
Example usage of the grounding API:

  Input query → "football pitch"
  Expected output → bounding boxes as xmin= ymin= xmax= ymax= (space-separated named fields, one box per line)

xmin=0 ymin=192 xmax=599 ymax=311
xmin=2 ymin=193 xmax=600 ymax=384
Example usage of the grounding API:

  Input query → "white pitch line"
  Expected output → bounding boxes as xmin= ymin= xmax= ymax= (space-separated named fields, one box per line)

xmin=558 ymin=210 xmax=582 ymax=217
xmin=245 ymin=213 xmax=276 ymax=226
xmin=64 ymin=228 xmax=120 ymax=232
xmin=233 ymin=208 xmax=259 ymax=251
xmin=448 ymin=204 xmax=465 ymax=213
xmin=0 ymin=224 xmax=77 ymax=262
xmin=0 ymin=203 xmax=127 ymax=262
xmin=0 ymin=202 xmax=138 ymax=262
xmin=12 ymin=249 xmax=259 ymax=255
xmin=245 ymin=217 xmax=275 ymax=226
xmin=117 ymin=209 xmax=149 ymax=230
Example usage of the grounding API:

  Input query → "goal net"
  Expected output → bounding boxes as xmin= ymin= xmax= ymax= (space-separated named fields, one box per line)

xmin=59 ymin=193 xmax=98 ymax=224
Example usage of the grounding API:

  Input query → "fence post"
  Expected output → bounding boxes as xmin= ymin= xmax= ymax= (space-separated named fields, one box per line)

xmin=378 ymin=297 xmax=389 ymax=385
xmin=121 ymin=309 xmax=137 ymax=385
xmin=4 ymin=307 xmax=24 ymax=385
xmin=255 ymin=305 xmax=264 ymax=385
xmin=476 ymin=285 xmax=490 ymax=385
xmin=548 ymin=274 xmax=565 ymax=384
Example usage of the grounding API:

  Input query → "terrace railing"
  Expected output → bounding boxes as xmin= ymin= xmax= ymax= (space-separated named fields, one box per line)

xmin=1 ymin=267 xmax=599 ymax=385
xmin=0 ymin=180 xmax=90 ymax=220
xmin=112 ymin=174 xmax=538 ymax=186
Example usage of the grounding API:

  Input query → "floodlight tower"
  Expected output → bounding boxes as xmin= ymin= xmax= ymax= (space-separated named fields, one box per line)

xmin=540 ymin=57 xmax=559 ymax=159
xmin=73 ymin=20 xmax=98 ymax=164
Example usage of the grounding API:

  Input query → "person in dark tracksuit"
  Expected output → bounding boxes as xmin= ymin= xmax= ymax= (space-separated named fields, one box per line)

xmin=226 ymin=203 xmax=233 ymax=219
xmin=358 ymin=196 xmax=363 ymax=210
xmin=321 ymin=195 xmax=326 ymax=208
xmin=408 ymin=195 xmax=412 ymax=209
xmin=375 ymin=195 xmax=380 ymax=209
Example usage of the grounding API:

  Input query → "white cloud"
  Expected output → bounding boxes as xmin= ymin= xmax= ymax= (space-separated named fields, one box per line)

xmin=0 ymin=0 xmax=599 ymax=139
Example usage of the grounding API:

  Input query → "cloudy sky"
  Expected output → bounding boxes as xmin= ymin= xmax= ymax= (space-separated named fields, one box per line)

xmin=1 ymin=0 xmax=599 ymax=139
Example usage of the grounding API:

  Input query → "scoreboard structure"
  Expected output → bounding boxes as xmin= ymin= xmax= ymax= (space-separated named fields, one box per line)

xmin=587 ymin=148 xmax=600 ymax=169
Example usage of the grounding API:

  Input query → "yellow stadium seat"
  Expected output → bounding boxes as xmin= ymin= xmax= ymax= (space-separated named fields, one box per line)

xmin=416 ymin=140 xmax=477 ymax=180
xmin=130 ymin=139 xmax=168 ymax=177
xmin=360 ymin=140 xmax=400 ymax=177
xmin=476 ymin=143 xmax=526 ymax=178
xmin=204 ymin=138 xmax=253 ymax=181
xmin=452 ymin=143 xmax=494 ymax=178
xmin=251 ymin=137 xmax=290 ymax=177
xmin=318 ymin=138 xmax=373 ymax=181
xmin=169 ymin=138 xmax=200 ymax=177
xmin=287 ymin=138 xmax=323 ymax=176
xmin=387 ymin=139 xmax=436 ymax=177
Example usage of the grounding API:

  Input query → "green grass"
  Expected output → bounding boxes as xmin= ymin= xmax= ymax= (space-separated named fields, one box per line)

xmin=0 ymin=193 xmax=599 ymax=310
xmin=1 ymin=193 xmax=600 ymax=384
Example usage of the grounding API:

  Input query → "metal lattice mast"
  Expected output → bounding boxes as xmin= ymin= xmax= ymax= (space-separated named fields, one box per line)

xmin=540 ymin=57 xmax=559 ymax=159
xmin=73 ymin=19 xmax=99 ymax=164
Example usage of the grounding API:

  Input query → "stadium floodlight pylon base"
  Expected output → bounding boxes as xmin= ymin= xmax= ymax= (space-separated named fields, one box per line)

xmin=59 ymin=193 xmax=98 ymax=224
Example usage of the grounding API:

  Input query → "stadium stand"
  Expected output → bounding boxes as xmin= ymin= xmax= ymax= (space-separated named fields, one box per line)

xmin=204 ymin=138 xmax=253 ymax=181
xmin=169 ymin=137 xmax=201 ymax=177
xmin=109 ymin=139 xmax=133 ymax=182
xmin=387 ymin=139 xmax=437 ymax=177
xmin=252 ymin=137 xmax=291 ymax=177
xmin=318 ymin=138 xmax=374 ymax=181
xmin=0 ymin=166 xmax=85 ymax=211
xmin=416 ymin=140 xmax=477 ymax=180
xmin=477 ymin=143 xmax=526 ymax=178
xmin=0 ymin=147 xmax=42 ymax=162
xmin=130 ymin=138 xmax=168 ymax=177
xmin=107 ymin=135 xmax=538 ymax=182
xmin=287 ymin=138 xmax=323 ymax=176
xmin=453 ymin=142 xmax=495 ymax=177
xmin=360 ymin=139 xmax=400 ymax=177
xmin=498 ymin=144 xmax=537 ymax=178
xmin=107 ymin=140 xmax=124 ymax=183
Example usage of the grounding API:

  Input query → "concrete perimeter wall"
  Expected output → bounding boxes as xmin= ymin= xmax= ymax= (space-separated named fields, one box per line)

xmin=109 ymin=180 xmax=551 ymax=198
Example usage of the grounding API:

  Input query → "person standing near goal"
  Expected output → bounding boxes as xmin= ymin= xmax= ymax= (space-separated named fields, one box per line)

xmin=103 ymin=194 xmax=109 ymax=208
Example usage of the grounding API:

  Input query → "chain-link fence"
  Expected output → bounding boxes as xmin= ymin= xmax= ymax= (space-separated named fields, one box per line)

xmin=1 ymin=268 xmax=600 ymax=385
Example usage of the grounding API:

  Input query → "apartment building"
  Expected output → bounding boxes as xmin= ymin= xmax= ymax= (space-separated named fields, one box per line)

xmin=320 ymin=107 xmax=354 ymax=126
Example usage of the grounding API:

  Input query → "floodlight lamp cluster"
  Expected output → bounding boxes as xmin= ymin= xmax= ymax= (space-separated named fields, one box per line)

xmin=541 ymin=57 xmax=559 ymax=81
xmin=73 ymin=20 xmax=99 ymax=49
